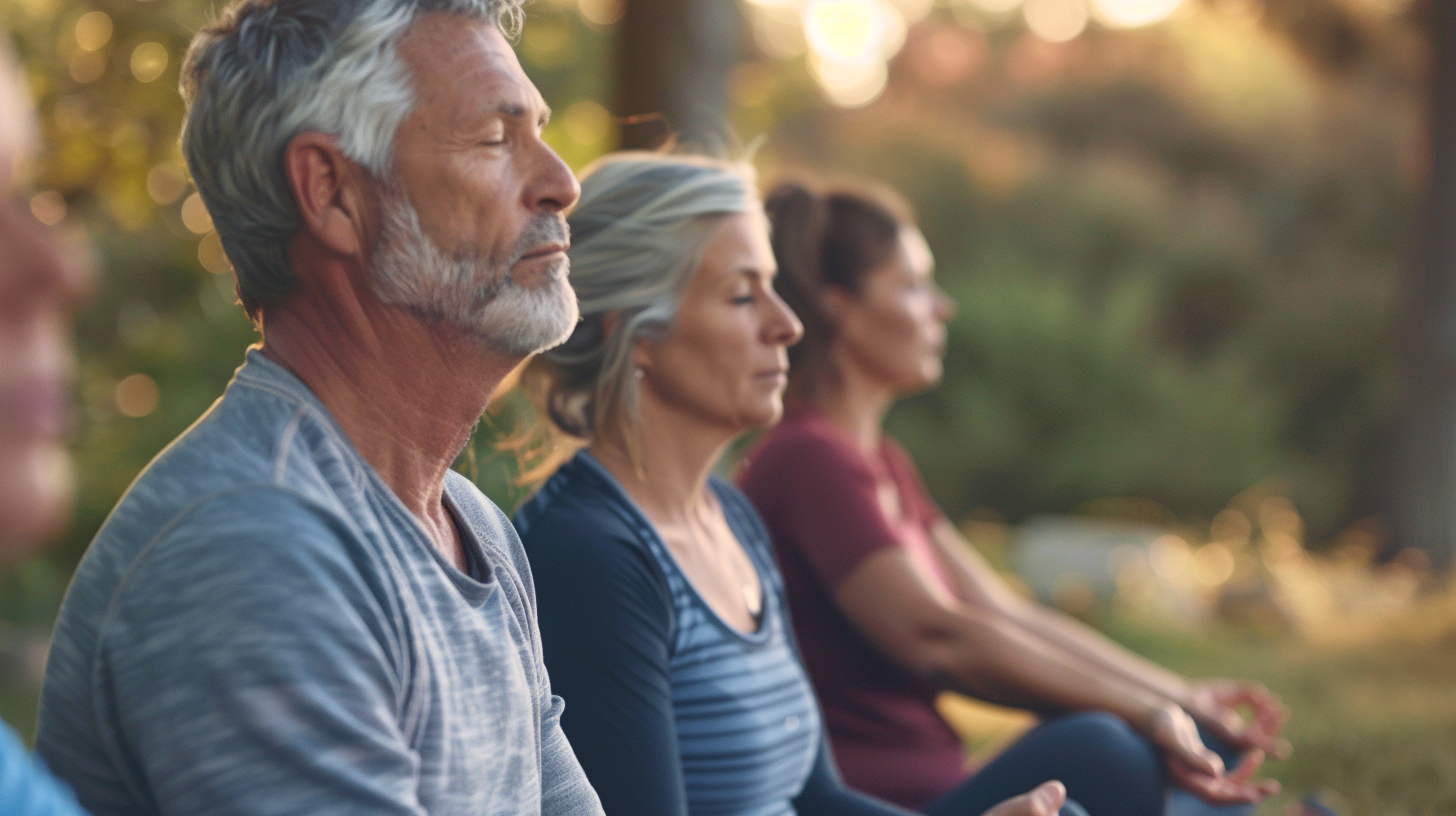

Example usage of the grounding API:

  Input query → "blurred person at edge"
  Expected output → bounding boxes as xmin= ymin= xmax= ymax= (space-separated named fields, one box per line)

xmin=0 ymin=33 xmax=93 ymax=816
xmin=515 ymin=152 xmax=1081 ymax=816
xmin=738 ymin=178 xmax=1287 ymax=816
xmin=32 ymin=1 xmax=606 ymax=814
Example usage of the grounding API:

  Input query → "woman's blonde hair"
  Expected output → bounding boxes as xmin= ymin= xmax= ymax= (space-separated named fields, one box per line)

xmin=528 ymin=152 xmax=756 ymax=468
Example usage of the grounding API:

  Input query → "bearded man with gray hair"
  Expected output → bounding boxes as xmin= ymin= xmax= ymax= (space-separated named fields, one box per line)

xmin=35 ymin=1 xmax=604 ymax=814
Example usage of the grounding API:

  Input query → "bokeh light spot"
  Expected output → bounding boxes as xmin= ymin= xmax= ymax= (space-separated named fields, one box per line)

xmin=74 ymin=11 xmax=113 ymax=51
xmin=577 ymin=0 xmax=624 ymax=27
xmin=809 ymin=52 xmax=887 ymax=107
xmin=114 ymin=373 xmax=160 ymax=419
xmin=910 ymin=24 xmax=986 ymax=86
xmin=1149 ymin=534 xmax=1192 ymax=579
xmin=30 ymin=191 xmax=67 ymax=226
xmin=1023 ymin=0 xmax=1088 ymax=42
xmin=1090 ymin=0 xmax=1183 ymax=28
xmin=130 ymin=42 xmax=169 ymax=83
xmin=562 ymin=99 xmax=612 ymax=146
xmin=805 ymin=0 xmax=885 ymax=62
xmin=146 ymin=163 xmax=188 ymax=205
xmin=198 ymin=232 xmax=231 ymax=276
xmin=181 ymin=192 xmax=214 ymax=235
xmin=1191 ymin=542 xmax=1236 ymax=586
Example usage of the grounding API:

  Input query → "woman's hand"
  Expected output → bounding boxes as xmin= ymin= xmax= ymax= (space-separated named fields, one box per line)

xmin=1149 ymin=703 xmax=1281 ymax=805
xmin=981 ymin=781 xmax=1067 ymax=816
xmin=1185 ymin=678 xmax=1291 ymax=758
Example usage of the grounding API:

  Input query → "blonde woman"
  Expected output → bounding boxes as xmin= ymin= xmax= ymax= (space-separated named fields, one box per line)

xmin=515 ymin=153 xmax=1093 ymax=816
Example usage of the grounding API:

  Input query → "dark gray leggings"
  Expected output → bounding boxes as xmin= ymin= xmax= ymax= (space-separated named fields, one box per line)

xmin=922 ymin=712 xmax=1254 ymax=816
xmin=921 ymin=711 xmax=1161 ymax=816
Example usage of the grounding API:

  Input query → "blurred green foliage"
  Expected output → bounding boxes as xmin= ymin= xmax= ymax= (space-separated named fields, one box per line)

xmin=0 ymin=0 xmax=1422 ymax=616
xmin=735 ymin=7 xmax=1418 ymax=539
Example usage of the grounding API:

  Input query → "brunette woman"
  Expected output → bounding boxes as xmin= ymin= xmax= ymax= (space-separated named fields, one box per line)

xmin=738 ymin=178 xmax=1285 ymax=816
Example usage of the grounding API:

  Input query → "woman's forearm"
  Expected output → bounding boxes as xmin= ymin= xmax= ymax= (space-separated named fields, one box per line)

xmin=928 ymin=611 xmax=1170 ymax=731
xmin=928 ymin=521 xmax=1193 ymax=711
xmin=1002 ymin=602 xmax=1193 ymax=709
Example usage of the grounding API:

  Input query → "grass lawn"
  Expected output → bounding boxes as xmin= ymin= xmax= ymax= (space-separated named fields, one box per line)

xmin=1112 ymin=616 xmax=1456 ymax=816
xmin=944 ymin=614 xmax=1456 ymax=816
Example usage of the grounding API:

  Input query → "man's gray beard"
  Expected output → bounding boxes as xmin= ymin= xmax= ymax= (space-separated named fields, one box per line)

xmin=369 ymin=188 xmax=579 ymax=357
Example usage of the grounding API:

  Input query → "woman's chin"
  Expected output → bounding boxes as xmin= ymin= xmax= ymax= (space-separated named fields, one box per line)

xmin=732 ymin=400 xmax=784 ymax=434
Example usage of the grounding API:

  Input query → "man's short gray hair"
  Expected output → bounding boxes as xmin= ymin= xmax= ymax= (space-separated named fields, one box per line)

xmin=179 ymin=0 xmax=524 ymax=318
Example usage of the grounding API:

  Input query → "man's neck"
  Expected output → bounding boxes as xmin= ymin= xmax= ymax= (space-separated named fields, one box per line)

xmin=259 ymin=285 xmax=521 ymax=566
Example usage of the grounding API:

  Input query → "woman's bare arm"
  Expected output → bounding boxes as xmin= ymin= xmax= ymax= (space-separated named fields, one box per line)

xmin=928 ymin=520 xmax=1288 ymax=757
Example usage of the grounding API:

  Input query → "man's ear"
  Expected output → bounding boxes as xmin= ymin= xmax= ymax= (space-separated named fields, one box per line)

xmin=283 ymin=131 xmax=371 ymax=258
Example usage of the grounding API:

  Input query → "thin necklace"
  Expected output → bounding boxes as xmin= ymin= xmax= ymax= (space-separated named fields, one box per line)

xmin=683 ymin=495 xmax=762 ymax=622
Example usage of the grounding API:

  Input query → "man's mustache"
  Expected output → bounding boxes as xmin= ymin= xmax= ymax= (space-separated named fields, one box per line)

xmin=506 ymin=215 xmax=570 ymax=267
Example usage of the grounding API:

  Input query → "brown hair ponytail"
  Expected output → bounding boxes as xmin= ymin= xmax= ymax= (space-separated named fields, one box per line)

xmin=764 ymin=175 xmax=914 ymax=399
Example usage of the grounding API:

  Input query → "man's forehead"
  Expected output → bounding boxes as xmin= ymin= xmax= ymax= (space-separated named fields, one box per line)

xmin=399 ymin=13 xmax=545 ymax=115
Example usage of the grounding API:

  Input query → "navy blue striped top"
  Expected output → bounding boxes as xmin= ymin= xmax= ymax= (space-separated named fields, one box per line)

xmin=516 ymin=451 xmax=909 ymax=816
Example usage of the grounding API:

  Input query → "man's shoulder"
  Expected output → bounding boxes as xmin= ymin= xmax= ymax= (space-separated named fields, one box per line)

xmin=83 ymin=368 xmax=376 ymax=582
xmin=62 ymin=484 xmax=374 ymax=650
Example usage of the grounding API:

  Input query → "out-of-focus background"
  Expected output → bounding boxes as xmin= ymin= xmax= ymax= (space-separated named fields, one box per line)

xmin=3 ymin=0 xmax=1455 ymax=811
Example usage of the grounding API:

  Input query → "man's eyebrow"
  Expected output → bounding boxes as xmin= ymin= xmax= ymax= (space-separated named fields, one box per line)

xmin=493 ymin=102 xmax=551 ymax=126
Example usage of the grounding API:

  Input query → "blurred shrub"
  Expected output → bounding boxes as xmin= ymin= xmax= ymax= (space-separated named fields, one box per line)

xmin=755 ymin=10 xmax=1413 ymax=537
xmin=893 ymin=271 xmax=1282 ymax=524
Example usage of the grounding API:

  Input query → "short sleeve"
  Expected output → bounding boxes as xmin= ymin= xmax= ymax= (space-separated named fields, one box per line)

xmin=880 ymin=438 xmax=947 ymax=530
xmin=93 ymin=488 xmax=426 ymax=816
xmin=739 ymin=423 xmax=904 ymax=591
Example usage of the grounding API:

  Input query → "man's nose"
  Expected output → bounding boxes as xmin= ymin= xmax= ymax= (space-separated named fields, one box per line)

xmin=528 ymin=138 xmax=581 ymax=215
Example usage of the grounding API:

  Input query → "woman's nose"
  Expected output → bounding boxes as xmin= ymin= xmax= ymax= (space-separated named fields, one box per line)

xmin=766 ymin=288 xmax=804 ymax=347
xmin=934 ymin=287 xmax=957 ymax=323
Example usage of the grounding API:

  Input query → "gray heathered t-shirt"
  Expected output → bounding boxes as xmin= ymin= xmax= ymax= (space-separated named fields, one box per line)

xmin=35 ymin=349 xmax=605 ymax=816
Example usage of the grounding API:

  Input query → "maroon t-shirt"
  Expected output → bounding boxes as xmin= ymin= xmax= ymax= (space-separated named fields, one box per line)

xmin=738 ymin=409 xmax=967 ymax=810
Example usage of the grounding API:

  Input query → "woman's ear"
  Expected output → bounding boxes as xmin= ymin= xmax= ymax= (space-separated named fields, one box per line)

xmin=631 ymin=334 xmax=654 ymax=374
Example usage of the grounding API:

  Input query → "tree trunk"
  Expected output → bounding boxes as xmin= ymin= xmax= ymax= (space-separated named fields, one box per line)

xmin=1376 ymin=0 xmax=1456 ymax=564
xmin=616 ymin=0 xmax=740 ymax=151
